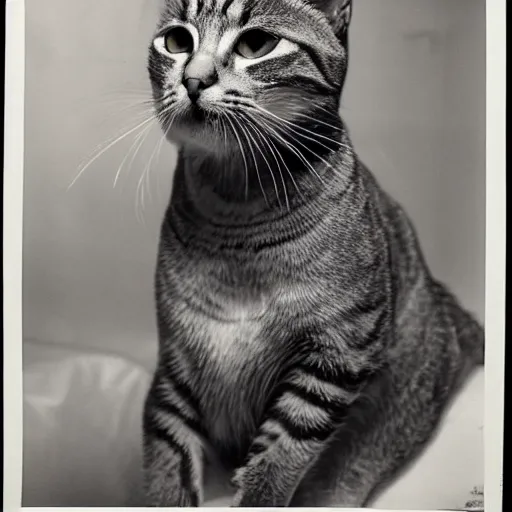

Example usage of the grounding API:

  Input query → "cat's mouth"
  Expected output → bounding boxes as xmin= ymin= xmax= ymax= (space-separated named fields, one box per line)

xmin=175 ymin=103 xmax=217 ymax=129
xmin=165 ymin=105 xmax=228 ymax=152
xmin=187 ymin=104 xmax=207 ymax=123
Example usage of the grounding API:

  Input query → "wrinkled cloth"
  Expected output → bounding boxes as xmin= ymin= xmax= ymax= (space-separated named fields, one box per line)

xmin=22 ymin=340 xmax=484 ymax=509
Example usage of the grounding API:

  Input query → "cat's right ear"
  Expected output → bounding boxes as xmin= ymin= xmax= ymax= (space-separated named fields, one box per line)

xmin=308 ymin=0 xmax=352 ymax=44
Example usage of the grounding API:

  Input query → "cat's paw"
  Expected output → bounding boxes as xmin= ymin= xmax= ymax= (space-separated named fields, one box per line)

xmin=230 ymin=489 xmax=244 ymax=507
xmin=231 ymin=465 xmax=247 ymax=489
xmin=230 ymin=467 xmax=280 ymax=507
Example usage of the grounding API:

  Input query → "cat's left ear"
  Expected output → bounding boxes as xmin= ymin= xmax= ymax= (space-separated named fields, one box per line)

xmin=309 ymin=0 xmax=352 ymax=43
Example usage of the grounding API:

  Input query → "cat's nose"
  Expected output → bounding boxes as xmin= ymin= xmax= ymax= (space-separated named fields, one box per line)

xmin=184 ymin=78 xmax=206 ymax=104
xmin=183 ymin=54 xmax=218 ymax=103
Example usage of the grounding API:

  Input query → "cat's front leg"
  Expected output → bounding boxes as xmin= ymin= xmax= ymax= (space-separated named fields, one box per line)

xmin=232 ymin=430 xmax=326 ymax=507
xmin=231 ymin=359 xmax=369 ymax=507
xmin=143 ymin=368 xmax=205 ymax=507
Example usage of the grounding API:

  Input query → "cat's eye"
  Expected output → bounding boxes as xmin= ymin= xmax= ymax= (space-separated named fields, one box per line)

xmin=235 ymin=30 xmax=280 ymax=59
xmin=164 ymin=26 xmax=193 ymax=54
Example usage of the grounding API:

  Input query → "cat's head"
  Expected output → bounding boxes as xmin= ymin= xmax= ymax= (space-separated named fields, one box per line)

xmin=148 ymin=0 xmax=352 ymax=155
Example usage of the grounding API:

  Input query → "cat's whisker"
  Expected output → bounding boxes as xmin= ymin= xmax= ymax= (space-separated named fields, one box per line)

xmin=133 ymin=125 xmax=156 ymax=208
xmin=135 ymin=182 xmax=147 ymax=226
xmin=251 ymin=111 xmax=326 ymax=186
xmin=278 ymin=117 xmax=340 ymax=155
xmin=80 ymin=93 xmax=151 ymax=111
xmin=141 ymin=108 xmax=179 ymax=207
xmin=67 ymin=113 xmax=158 ymax=191
xmin=253 ymin=103 xmax=343 ymax=150
xmin=233 ymin=111 xmax=281 ymax=209
xmin=263 ymin=115 xmax=336 ymax=164
xmin=113 ymin=120 xmax=155 ymax=189
xmin=136 ymin=167 xmax=147 ymax=221
xmin=249 ymin=114 xmax=306 ymax=203
xmin=136 ymin=110 xmax=179 ymax=214
xmin=266 ymin=133 xmax=302 ymax=205
xmin=222 ymin=117 xmax=228 ymax=154
xmin=219 ymin=117 xmax=231 ymax=185
xmin=103 ymin=93 xmax=173 ymax=123
xmin=69 ymin=98 xmax=179 ymax=192
xmin=242 ymin=116 xmax=290 ymax=210
xmin=310 ymin=102 xmax=344 ymax=119
xmin=131 ymin=128 xmax=156 ymax=219
xmin=94 ymin=99 xmax=154 ymax=115
xmin=126 ymin=120 xmax=157 ymax=185
xmin=224 ymin=112 xmax=250 ymax=201
xmin=94 ymin=90 xmax=169 ymax=116
xmin=293 ymin=112 xmax=351 ymax=147
xmin=143 ymin=138 xmax=158 ymax=207
xmin=79 ymin=109 xmax=155 ymax=164
xmin=136 ymin=139 xmax=155 ymax=224
xmin=253 ymin=104 xmax=349 ymax=152
xmin=240 ymin=112 xmax=289 ymax=211
xmin=232 ymin=114 xmax=270 ymax=207
xmin=154 ymin=93 xmax=179 ymax=109
xmin=99 ymin=109 xmax=157 ymax=133
xmin=152 ymin=133 xmax=166 ymax=203
xmin=99 ymin=87 xmax=153 ymax=95
xmin=153 ymin=112 xmax=176 ymax=202
xmin=256 ymin=112 xmax=340 ymax=182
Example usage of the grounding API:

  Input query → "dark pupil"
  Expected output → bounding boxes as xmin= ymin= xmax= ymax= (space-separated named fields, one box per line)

xmin=243 ymin=30 xmax=269 ymax=52
xmin=172 ymin=27 xmax=192 ymax=49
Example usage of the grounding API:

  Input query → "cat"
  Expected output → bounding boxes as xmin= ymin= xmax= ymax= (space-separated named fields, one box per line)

xmin=141 ymin=0 xmax=485 ymax=507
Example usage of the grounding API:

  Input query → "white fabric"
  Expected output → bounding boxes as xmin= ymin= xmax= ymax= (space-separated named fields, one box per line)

xmin=22 ymin=340 xmax=483 ymax=509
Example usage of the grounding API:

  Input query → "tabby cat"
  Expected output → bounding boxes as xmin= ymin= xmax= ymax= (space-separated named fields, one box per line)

xmin=142 ymin=0 xmax=484 ymax=506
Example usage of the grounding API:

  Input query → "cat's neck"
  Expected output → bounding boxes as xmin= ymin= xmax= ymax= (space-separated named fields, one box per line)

xmin=169 ymin=133 xmax=357 ymax=225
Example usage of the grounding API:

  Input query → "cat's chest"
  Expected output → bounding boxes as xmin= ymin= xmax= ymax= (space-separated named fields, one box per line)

xmin=197 ymin=311 xmax=263 ymax=372
xmin=178 ymin=299 xmax=279 ymax=456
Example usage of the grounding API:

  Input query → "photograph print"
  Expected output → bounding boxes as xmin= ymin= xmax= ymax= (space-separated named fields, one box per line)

xmin=20 ymin=0 xmax=486 ymax=509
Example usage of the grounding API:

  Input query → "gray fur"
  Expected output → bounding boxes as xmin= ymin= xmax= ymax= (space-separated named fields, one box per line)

xmin=142 ymin=0 xmax=484 ymax=506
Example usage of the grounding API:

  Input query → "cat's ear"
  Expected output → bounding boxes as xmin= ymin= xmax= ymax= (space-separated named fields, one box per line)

xmin=309 ymin=0 xmax=352 ymax=43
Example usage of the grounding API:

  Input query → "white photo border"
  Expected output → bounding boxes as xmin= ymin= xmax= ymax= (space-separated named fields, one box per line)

xmin=3 ymin=0 xmax=505 ymax=510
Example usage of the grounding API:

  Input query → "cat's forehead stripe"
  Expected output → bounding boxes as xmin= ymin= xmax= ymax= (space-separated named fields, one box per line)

xmin=186 ymin=0 xmax=197 ymax=19
xmin=220 ymin=0 xmax=237 ymax=15
xmin=178 ymin=0 xmax=256 ymax=26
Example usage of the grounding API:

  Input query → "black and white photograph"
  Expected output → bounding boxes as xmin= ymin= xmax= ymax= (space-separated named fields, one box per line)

xmin=2 ymin=0 xmax=505 ymax=510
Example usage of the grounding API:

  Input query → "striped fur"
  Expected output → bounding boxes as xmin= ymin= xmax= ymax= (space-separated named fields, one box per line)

xmin=142 ymin=0 xmax=484 ymax=506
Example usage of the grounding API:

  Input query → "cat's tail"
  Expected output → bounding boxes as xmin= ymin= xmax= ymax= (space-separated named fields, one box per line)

xmin=434 ymin=280 xmax=485 ymax=390
xmin=438 ymin=281 xmax=485 ymax=366
xmin=450 ymin=306 xmax=485 ymax=391
xmin=458 ymin=315 xmax=485 ymax=366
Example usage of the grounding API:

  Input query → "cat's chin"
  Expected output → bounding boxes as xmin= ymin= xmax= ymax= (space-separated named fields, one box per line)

xmin=166 ymin=109 xmax=232 ymax=155
xmin=166 ymin=125 xmax=226 ymax=156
